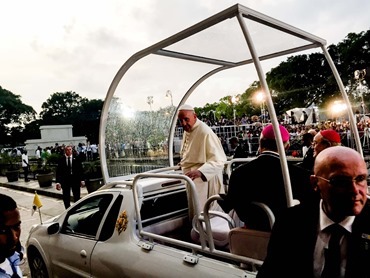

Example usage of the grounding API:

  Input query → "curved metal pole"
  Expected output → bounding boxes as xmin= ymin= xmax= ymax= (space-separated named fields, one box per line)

xmin=321 ymin=47 xmax=363 ymax=158
xmin=236 ymin=13 xmax=295 ymax=207
xmin=168 ymin=65 xmax=236 ymax=166
xmin=99 ymin=51 xmax=149 ymax=182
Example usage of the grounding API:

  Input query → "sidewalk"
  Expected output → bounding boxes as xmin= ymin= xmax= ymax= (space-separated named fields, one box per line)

xmin=0 ymin=176 xmax=88 ymax=200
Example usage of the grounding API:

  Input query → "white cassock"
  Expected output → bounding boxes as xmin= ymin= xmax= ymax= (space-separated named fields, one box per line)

xmin=179 ymin=119 xmax=227 ymax=217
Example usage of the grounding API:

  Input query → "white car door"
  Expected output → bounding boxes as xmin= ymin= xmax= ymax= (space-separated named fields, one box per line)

xmin=48 ymin=194 xmax=114 ymax=277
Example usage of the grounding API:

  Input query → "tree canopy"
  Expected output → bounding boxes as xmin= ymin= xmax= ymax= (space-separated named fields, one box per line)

xmin=39 ymin=91 xmax=103 ymax=143
xmin=195 ymin=29 xmax=370 ymax=119
xmin=0 ymin=86 xmax=36 ymax=146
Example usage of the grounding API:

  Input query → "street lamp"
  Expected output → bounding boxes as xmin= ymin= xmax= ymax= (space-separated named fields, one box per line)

xmin=231 ymin=95 xmax=239 ymax=136
xmin=165 ymin=90 xmax=173 ymax=106
xmin=331 ymin=100 xmax=347 ymax=123
xmin=354 ymin=69 xmax=367 ymax=118
xmin=147 ymin=96 xmax=153 ymax=111
xmin=255 ymin=91 xmax=266 ymax=123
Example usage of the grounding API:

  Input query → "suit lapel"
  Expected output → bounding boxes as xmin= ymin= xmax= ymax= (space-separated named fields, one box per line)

xmin=345 ymin=203 xmax=370 ymax=277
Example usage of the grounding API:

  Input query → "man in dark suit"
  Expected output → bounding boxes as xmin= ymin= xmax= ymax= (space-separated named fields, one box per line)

xmin=218 ymin=124 xmax=313 ymax=230
xmin=257 ymin=146 xmax=370 ymax=277
xmin=56 ymin=145 xmax=85 ymax=209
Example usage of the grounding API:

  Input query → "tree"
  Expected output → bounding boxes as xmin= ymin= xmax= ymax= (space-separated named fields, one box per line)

xmin=0 ymin=86 xmax=36 ymax=146
xmin=74 ymin=99 xmax=104 ymax=143
xmin=39 ymin=91 xmax=103 ymax=143
xmin=40 ymin=91 xmax=88 ymax=125
xmin=265 ymin=29 xmax=370 ymax=115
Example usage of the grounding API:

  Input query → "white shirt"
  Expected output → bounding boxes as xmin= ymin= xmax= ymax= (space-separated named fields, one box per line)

xmin=21 ymin=153 xmax=28 ymax=167
xmin=313 ymin=199 xmax=355 ymax=278
xmin=0 ymin=257 xmax=22 ymax=277
xmin=35 ymin=149 xmax=41 ymax=159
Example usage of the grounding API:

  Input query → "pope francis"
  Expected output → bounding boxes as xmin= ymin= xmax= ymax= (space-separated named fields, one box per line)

xmin=177 ymin=104 xmax=227 ymax=217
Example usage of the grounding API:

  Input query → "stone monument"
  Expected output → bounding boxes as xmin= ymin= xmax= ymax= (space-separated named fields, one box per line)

xmin=25 ymin=125 xmax=87 ymax=158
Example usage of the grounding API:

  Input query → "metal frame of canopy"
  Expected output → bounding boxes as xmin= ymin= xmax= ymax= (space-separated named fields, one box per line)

xmin=99 ymin=3 xmax=362 ymax=207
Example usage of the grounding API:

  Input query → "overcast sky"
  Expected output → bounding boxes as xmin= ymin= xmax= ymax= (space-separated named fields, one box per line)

xmin=1 ymin=0 xmax=369 ymax=114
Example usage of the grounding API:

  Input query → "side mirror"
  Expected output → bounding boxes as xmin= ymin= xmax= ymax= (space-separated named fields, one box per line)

xmin=47 ymin=222 xmax=60 ymax=235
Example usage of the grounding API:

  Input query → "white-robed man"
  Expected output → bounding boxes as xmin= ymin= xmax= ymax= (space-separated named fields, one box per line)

xmin=178 ymin=104 xmax=227 ymax=217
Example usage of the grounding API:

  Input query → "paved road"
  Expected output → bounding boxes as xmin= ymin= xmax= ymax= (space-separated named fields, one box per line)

xmin=0 ymin=186 xmax=68 ymax=277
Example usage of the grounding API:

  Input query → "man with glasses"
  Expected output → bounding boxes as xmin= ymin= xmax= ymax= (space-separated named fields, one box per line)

xmin=0 ymin=194 xmax=23 ymax=278
xmin=258 ymin=146 xmax=370 ymax=277
xmin=300 ymin=129 xmax=341 ymax=174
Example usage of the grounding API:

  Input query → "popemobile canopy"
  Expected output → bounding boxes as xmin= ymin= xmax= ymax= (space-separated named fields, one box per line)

xmin=99 ymin=3 xmax=362 ymax=207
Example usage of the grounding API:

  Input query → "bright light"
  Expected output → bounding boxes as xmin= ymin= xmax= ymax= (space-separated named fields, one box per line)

xmin=231 ymin=95 xmax=239 ymax=104
xmin=121 ymin=106 xmax=135 ymax=119
xmin=255 ymin=91 xmax=265 ymax=103
xmin=331 ymin=100 xmax=347 ymax=115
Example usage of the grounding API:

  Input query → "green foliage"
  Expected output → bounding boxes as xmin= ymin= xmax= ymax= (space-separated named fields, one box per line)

xmin=0 ymin=152 xmax=21 ymax=171
xmin=197 ymin=29 xmax=370 ymax=120
xmin=31 ymin=153 xmax=61 ymax=174
xmin=0 ymin=86 xmax=36 ymax=146
xmin=40 ymin=91 xmax=89 ymax=124
xmin=38 ymin=91 xmax=103 ymax=142
xmin=83 ymin=160 xmax=102 ymax=179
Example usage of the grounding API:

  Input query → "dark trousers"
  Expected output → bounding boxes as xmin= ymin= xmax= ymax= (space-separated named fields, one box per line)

xmin=22 ymin=166 xmax=29 ymax=181
xmin=62 ymin=183 xmax=81 ymax=209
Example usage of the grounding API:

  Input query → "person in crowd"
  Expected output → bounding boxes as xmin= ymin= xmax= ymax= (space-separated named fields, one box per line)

xmin=0 ymin=193 xmax=23 ymax=277
xmin=35 ymin=146 xmax=42 ymax=161
xmin=220 ymin=136 xmax=230 ymax=157
xmin=55 ymin=145 xmax=85 ymax=209
xmin=228 ymin=136 xmax=238 ymax=158
xmin=257 ymin=146 xmax=370 ymax=277
xmin=177 ymin=104 xmax=227 ymax=215
xmin=218 ymin=124 xmax=312 ymax=230
xmin=21 ymin=150 xmax=30 ymax=182
xmin=300 ymin=129 xmax=341 ymax=173
xmin=302 ymin=132 xmax=314 ymax=157
xmin=228 ymin=137 xmax=249 ymax=159
xmin=228 ymin=136 xmax=250 ymax=173
xmin=90 ymin=144 xmax=99 ymax=161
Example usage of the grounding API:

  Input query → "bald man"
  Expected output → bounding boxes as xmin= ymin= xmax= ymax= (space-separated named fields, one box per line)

xmin=177 ymin=104 xmax=226 ymax=216
xmin=258 ymin=146 xmax=370 ymax=277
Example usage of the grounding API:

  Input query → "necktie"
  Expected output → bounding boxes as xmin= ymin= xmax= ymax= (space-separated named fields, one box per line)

xmin=67 ymin=157 xmax=72 ymax=174
xmin=321 ymin=224 xmax=345 ymax=278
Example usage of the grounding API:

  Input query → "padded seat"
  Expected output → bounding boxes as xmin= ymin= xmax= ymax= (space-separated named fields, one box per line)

xmin=229 ymin=228 xmax=271 ymax=260
xmin=228 ymin=202 xmax=275 ymax=269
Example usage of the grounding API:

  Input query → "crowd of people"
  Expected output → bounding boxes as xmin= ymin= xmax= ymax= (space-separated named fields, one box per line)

xmin=216 ymin=116 xmax=370 ymax=160
xmin=34 ymin=142 xmax=99 ymax=162
xmin=1 ymin=142 xmax=100 ymax=163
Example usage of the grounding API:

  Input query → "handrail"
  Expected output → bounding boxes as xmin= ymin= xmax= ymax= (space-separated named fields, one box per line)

xmin=131 ymin=171 xmax=264 ymax=269
xmin=132 ymin=172 xmax=207 ymax=248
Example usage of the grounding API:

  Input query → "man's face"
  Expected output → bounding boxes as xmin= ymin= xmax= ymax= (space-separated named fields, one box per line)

xmin=315 ymin=156 xmax=368 ymax=218
xmin=312 ymin=133 xmax=330 ymax=157
xmin=65 ymin=147 xmax=73 ymax=156
xmin=0 ymin=209 xmax=21 ymax=260
xmin=178 ymin=110 xmax=197 ymax=132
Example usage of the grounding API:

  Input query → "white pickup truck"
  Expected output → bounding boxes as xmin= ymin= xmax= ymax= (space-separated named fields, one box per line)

xmin=26 ymin=3 xmax=362 ymax=277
